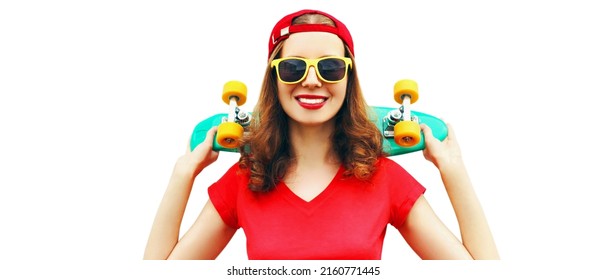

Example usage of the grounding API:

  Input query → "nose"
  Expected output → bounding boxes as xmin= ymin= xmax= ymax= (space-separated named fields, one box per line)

xmin=301 ymin=66 xmax=322 ymax=87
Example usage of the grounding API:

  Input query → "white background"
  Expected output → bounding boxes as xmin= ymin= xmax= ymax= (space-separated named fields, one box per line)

xmin=1 ymin=0 xmax=606 ymax=279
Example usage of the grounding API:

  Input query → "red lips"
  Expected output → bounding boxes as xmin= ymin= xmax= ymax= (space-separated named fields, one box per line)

xmin=295 ymin=95 xmax=328 ymax=110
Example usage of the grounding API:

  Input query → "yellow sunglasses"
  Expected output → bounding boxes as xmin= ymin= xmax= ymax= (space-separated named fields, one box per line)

xmin=270 ymin=56 xmax=353 ymax=84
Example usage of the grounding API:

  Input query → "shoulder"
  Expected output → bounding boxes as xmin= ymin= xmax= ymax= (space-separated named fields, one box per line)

xmin=208 ymin=162 xmax=251 ymax=195
xmin=374 ymin=156 xmax=408 ymax=177
xmin=218 ymin=162 xmax=250 ymax=181
xmin=376 ymin=156 xmax=399 ymax=168
xmin=373 ymin=157 xmax=426 ymax=227
xmin=207 ymin=162 xmax=250 ymax=229
xmin=208 ymin=162 xmax=251 ymax=200
xmin=371 ymin=156 xmax=424 ymax=193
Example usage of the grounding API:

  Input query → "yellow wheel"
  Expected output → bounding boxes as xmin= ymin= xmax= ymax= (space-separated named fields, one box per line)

xmin=393 ymin=79 xmax=419 ymax=104
xmin=216 ymin=122 xmax=244 ymax=149
xmin=393 ymin=121 xmax=421 ymax=147
xmin=222 ymin=80 xmax=247 ymax=106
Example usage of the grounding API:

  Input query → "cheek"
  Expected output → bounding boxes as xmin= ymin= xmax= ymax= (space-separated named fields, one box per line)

xmin=277 ymin=83 xmax=289 ymax=94
xmin=276 ymin=84 xmax=292 ymax=103
xmin=331 ymin=84 xmax=348 ymax=101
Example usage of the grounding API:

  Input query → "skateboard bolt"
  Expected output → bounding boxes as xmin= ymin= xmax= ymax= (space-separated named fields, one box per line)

xmin=237 ymin=111 xmax=248 ymax=120
xmin=390 ymin=110 xmax=402 ymax=120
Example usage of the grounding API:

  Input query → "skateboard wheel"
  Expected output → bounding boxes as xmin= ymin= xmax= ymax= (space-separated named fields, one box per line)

xmin=222 ymin=80 xmax=247 ymax=106
xmin=393 ymin=121 xmax=421 ymax=147
xmin=216 ymin=122 xmax=244 ymax=149
xmin=393 ymin=79 xmax=419 ymax=104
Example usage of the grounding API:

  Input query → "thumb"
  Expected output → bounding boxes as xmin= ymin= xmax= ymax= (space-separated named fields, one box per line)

xmin=444 ymin=123 xmax=456 ymax=141
xmin=420 ymin=123 xmax=435 ymax=141
xmin=192 ymin=127 xmax=218 ymax=154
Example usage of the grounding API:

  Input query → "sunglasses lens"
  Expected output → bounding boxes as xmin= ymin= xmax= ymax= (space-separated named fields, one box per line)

xmin=277 ymin=59 xmax=307 ymax=83
xmin=318 ymin=58 xmax=347 ymax=82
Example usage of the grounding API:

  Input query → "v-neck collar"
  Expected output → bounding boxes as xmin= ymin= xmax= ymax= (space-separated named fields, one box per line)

xmin=276 ymin=165 xmax=345 ymax=215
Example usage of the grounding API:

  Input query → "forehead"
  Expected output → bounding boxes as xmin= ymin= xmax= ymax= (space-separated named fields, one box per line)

xmin=281 ymin=32 xmax=345 ymax=57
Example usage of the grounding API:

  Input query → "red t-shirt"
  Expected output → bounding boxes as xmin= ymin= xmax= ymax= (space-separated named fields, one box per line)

xmin=208 ymin=157 xmax=425 ymax=260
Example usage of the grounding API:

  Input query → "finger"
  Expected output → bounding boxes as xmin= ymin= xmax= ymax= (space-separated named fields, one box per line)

xmin=191 ymin=127 xmax=217 ymax=155
xmin=445 ymin=123 xmax=457 ymax=141
xmin=420 ymin=123 xmax=435 ymax=141
xmin=186 ymin=127 xmax=217 ymax=154
xmin=205 ymin=126 xmax=218 ymax=142
xmin=197 ymin=127 xmax=218 ymax=151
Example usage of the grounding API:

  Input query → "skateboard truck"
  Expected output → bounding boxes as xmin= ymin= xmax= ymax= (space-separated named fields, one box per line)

xmin=383 ymin=79 xmax=422 ymax=147
xmin=216 ymin=80 xmax=250 ymax=149
xmin=221 ymin=107 xmax=251 ymax=128
xmin=383 ymin=109 xmax=419 ymax=137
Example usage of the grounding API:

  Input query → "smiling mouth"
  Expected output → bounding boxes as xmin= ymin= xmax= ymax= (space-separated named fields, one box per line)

xmin=296 ymin=97 xmax=327 ymax=104
xmin=295 ymin=95 xmax=328 ymax=110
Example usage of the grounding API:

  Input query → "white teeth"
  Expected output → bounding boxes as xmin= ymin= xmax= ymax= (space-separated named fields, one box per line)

xmin=298 ymin=98 xmax=325 ymax=104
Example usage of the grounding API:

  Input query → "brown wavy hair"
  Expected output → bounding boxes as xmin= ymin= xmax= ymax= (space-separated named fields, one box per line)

xmin=238 ymin=13 xmax=385 ymax=192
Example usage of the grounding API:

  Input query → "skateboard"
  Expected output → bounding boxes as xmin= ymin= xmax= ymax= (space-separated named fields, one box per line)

xmin=189 ymin=80 xmax=448 ymax=156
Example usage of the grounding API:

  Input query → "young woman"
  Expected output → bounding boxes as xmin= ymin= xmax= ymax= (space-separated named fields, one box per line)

xmin=144 ymin=9 xmax=499 ymax=260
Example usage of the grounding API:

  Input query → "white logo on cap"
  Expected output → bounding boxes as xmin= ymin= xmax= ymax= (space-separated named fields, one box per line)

xmin=272 ymin=26 xmax=291 ymax=44
xmin=280 ymin=26 xmax=290 ymax=37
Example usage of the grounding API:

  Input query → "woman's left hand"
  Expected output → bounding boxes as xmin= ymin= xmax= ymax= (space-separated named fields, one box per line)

xmin=420 ymin=123 xmax=463 ymax=169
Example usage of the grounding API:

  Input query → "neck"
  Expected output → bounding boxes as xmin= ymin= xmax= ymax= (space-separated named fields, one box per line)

xmin=287 ymin=119 xmax=340 ymax=167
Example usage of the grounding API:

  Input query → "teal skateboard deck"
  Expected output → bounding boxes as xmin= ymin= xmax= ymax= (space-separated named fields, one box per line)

xmin=189 ymin=80 xmax=448 ymax=156
xmin=189 ymin=106 xmax=447 ymax=156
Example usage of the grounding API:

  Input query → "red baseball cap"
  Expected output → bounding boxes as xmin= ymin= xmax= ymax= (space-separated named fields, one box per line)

xmin=268 ymin=9 xmax=355 ymax=59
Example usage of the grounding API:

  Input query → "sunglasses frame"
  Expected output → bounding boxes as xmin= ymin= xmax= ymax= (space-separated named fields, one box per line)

xmin=270 ymin=56 xmax=353 ymax=84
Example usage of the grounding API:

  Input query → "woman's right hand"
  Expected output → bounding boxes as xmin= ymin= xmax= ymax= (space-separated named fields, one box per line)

xmin=420 ymin=123 xmax=463 ymax=170
xmin=173 ymin=127 xmax=220 ymax=178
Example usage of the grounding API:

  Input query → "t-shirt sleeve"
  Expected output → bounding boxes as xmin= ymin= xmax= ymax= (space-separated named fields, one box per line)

xmin=207 ymin=163 xmax=246 ymax=229
xmin=384 ymin=158 xmax=426 ymax=228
